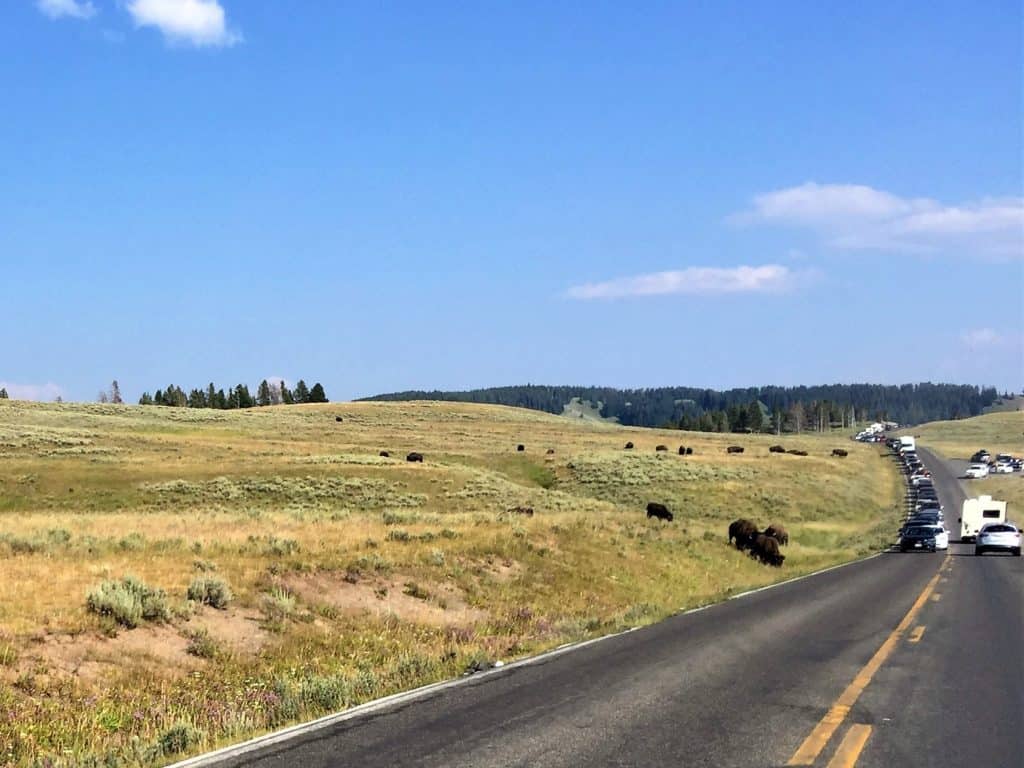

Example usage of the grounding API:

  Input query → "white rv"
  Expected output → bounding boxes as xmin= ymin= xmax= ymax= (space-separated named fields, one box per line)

xmin=899 ymin=435 xmax=916 ymax=453
xmin=959 ymin=495 xmax=1007 ymax=542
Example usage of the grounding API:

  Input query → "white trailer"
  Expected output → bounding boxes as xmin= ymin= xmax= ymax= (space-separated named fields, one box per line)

xmin=899 ymin=435 xmax=916 ymax=453
xmin=959 ymin=495 xmax=1007 ymax=542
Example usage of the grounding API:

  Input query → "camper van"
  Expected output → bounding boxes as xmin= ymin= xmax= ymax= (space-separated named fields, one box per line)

xmin=899 ymin=435 xmax=916 ymax=453
xmin=959 ymin=495 xmax=1007 ymax=542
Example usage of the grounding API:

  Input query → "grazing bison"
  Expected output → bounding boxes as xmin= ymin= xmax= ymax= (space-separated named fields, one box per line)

xmin=832 ymin=448 xmax=848 ymax=457
xmin=679 ymin=445 xmax=687 ymax=455
xmin=769 ymin=445 xmax=786 ymax=453
xmin=727 ymin=446 xmax=745 ymax=454
xmin=546 ymin=448 xmax=555 ymax=455
xmin=646 ymin=502 xmax=673 ymax=522
xmin=379 ymin=451 xmax=390 ymax=458
xmin=335 ymin=416 xmax=343 ymax=423
xmin=655 ymin=445 xmax=668 ymax=452
xmin=751 ymin=534 xmax=785 ymax=566
xmin=517 ymin=444 xmax=525 ymax=452
xmin=729 ymin=518 xmax=759 ymax=550
xmin=787 ymin=449 xmax=808 ymax=456
xmin=624 ymin=442 xmax=634 ymax=450
xmin=510 ymin=506 xmax=534 ymax=517
xmin=764 ymin=524 xmax=789 ymax=545
xmin=685 ymin=447 xmax=693 ymax=455
xmin=406 ymin=452 xmax=424 ymax=463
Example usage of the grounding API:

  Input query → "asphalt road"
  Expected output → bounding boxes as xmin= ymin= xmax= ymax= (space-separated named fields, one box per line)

xmin=200 ymin=446 xmax=1022 ymax=768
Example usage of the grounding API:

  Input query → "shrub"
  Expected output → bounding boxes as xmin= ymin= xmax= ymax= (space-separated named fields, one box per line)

xmin=157 ymin=723 xmax=202 ymax=756
xmin=185 ymin=629 xmax=219 ymax=659
xmin=86 ymin=577 xmax=170 ymax=628
xmin=187 ymin=577 xmax=233 ymax=610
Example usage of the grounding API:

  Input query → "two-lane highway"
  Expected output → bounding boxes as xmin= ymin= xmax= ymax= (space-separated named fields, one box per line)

xmin=180 ymin=446 xmax=1021 ymax=768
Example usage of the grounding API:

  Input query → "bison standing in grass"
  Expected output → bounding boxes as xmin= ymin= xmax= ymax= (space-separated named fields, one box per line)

xmin=764 ymin=524 xmax=789 ymax=545
xmin=646 ymin=502 xmax=673 ymax=522
xmin=750 ymin=534 xmax=785 ymax=567
xmin=728 ymin=518 xmax=759 ymax=550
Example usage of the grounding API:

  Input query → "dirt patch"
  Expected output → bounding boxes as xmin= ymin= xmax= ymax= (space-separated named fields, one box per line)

xmin=186 ymin=606 xmax=270 ymax=655
xmin=285 ymin=572 xmax=487 ymax=628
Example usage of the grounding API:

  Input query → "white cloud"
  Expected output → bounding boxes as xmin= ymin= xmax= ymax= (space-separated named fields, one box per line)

xmin=36 ymin=0 xmax=96 ymax=19
xmin=126 ymin=0 xmax=240 ymax=47
xmin=960 ymin=328 xmax=1013 ymax=350
xmin=0 ymin=381 xmax=64 ymax=401
xmin=736 ymin=182 xmax=1024 ymax=257
xmin=568 ymin=265 xmax=799 ymax=300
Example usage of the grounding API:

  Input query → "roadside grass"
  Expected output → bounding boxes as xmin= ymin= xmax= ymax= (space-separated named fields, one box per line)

xmin=0 ymin=399 xmax=901 ymax=766
xmin=910 ymin=411 xmax=1024 ymax=459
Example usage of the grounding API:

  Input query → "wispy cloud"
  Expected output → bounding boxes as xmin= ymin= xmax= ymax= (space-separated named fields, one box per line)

xmin=126 ymin=0 xmax=241 ymax=47
xmin=567 ymin=265 xmax=801 ymax=300
xmin=734 ymin=182 xmax=1024 ymax=257
xmin=0 ymin=381 xmax=64 ymax=401
xmin=36 ymin=0 xmax=96 ymax=20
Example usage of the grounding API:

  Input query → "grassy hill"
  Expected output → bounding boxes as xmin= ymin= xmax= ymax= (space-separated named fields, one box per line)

xmin=0 ymin=399 xmax=901 ymax=766
xmin=908 ymin=410 xmax=1024 ymax=459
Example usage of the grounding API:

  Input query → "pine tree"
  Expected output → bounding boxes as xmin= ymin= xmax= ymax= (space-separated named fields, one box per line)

xmin=308 ymin=382 xmax=328 ymax=403
xmin=746 ymin=401 xmax=764 ymax=433
xmin=280 ymin=381 xmax=294 ymax=405
xmin=111 ymin=381 xmax=123 ymax=405
xmin=257 ymin=380 xmax=272 ymax=407
xmin=207 ymin=383 xmax=217 ymax=408
xmin=139 ymin=392 xmax=154 ymax=405
xmin=0 ymin=388 xmax=7 ymax=399
xmin=294 ymin=380 xmax=310 ymax=404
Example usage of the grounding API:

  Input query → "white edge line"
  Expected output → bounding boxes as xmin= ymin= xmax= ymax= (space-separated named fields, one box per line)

xmin=168 ymin=551 xmax=883 ymax=767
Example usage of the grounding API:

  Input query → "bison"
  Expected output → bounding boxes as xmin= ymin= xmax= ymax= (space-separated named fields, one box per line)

xmin=517 ymin=444 xmax=525 ymax=452
xmin=727 ymin=446 xmax=745 ymax=454
xmin=764 ymin=524 xmax=789 ymax=546
xmin=685 ymin=447 xmax=693 ymax=455
xmin=510 ymin=506 xmax=534 ymax=517
xmin=379 ymin=450 xmax=390 ymax=458
xmin=769 ymin=445 xmax=785 ymax=453
xmin=646 ymin=502 xmax=673 ymax=522
xmin=787 ymin=449 xmax=808 ymax=456
xmin=546 ymin=448 xmax=555 ymax=455
xmin=406 ymin=452 xmax=424 ymax=463
xmin=728 ymin=518 xmax=759 ymax=550
xmin=679 ymin=445 xmax=687 ymax=455
xmin=655 ymin=445 xmax=668 ymax=452
xmin=832 ymin=448 xmax=848 ymax=457
xmin=624 ymin=442 xmax=634 ymax=450
xmin=750 ymin=533 xmax=785 ymax=566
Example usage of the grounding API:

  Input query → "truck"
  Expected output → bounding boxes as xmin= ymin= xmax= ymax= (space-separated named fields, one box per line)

xmin=898 ymin=435 xmax=916 ymax=453
xmin=959 ymin=495 xmax=1007 ymax=542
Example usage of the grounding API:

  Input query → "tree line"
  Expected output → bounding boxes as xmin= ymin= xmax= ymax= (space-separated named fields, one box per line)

xmin=362 ymin=383 xmax=1001 ymax=429
xmin=139 ymin=379 xmax=327 ymax=409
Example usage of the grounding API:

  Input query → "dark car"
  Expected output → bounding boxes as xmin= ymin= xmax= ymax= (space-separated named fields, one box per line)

xmin=899 ymin=526 xmax=938 ymax=552
xmin=970 ymin=450 xmax=991 ymax=463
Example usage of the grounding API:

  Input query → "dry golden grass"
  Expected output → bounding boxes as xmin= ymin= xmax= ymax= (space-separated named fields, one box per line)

xmin=0 ymin=399 xmax=901 ymax=766
xmin=910 ymin=410 xmax=1024 ymax=459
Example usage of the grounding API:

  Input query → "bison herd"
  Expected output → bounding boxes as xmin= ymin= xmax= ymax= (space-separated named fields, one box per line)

xmin=728 ymin=518 xmax=787 ymax=567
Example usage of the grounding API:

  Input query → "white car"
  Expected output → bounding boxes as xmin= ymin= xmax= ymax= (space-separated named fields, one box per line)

xmin=919 ymin=524 xmax=950 ymax=550
xmin=975 ymin=522 xmax=1022 ymax=556
xmin=993 ymin=462 xmax=1014 ymax=474
xmin=965 ymin=463 xmax=990 ymax=479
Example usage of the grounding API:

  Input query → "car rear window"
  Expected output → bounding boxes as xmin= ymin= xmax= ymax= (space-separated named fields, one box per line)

xmin=982 ymin=510 xmax=1001 ymax=519
xmin=983 ymin=525 xmax=1014 ymax=533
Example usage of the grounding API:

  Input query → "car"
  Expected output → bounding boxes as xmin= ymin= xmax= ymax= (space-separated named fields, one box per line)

xmin=994 ymin=461 xmax=1014 ymax=474
xmin=907 ymin=513 xmax=943 ymax=527
xmin=911 ymin=474 xmax=932 ymax=486
xmin=974 ymin=522 xmax=1022 ymax=556
xmin=971 ymin=450 xmax=991 ymax=464
xmin=965 ymin=463 xmax=990 ymax=479
xmin=899 ymin=526 xmax=938 ymax=552
xmin=918 ymin=524 xmax=950 ymax=550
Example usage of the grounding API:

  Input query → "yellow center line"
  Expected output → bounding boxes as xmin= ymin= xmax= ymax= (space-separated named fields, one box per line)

xmin=908 ymin=625 xmax=926 ymax=643
xmin=786 ymin=561 xmax=945 ymax=765
xmin=826 ymin=724 xmax=873 ymax=768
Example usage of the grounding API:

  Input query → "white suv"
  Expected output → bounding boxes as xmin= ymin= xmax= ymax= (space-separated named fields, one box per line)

xmin=975 ymin=523 xmax=1022 ymax=556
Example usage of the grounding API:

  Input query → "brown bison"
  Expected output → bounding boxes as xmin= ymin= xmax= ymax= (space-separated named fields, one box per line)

xmin=335 ymin=416 xmax=344 ymax=423
xmin=546 ymin=448 xmax=555 ymax=455
xmin=764 ymin=524 xmax=789 ymax=545
xmin=679 ymin=445 xmax=687 ymax=455
xmin=379 ymin=451 xmax=390 ymax=458
xmin=727 ymin=446 xmax=745 ymax=454
xmin=646 ymin=502 xmax=673 ymax=522
xmin=686 ymin=447 xmax=693 ymax=455
xmin=750 ymin=533 xmax=785 ymax=566
xmin=510 ymin=506 xmax=534 ymax=517
xmin=655 ymin=445 xmax=668 ymax=452
xmin=624 ymin=442 xmax=634 ymax=450
xmin=832 ymin=448 xmax=848 ymax=457
xmin=769 ymin=445 xmax=785 ymax=453
xmin=728 ymin=518 xmax=759 ymax=550
xmin=787 ymin=449 xmax=808 ymax=456
xmin=406 ymin=452 xmax=424 ymax=463
xmin=517 ymin=444 xmax=525 ymax=452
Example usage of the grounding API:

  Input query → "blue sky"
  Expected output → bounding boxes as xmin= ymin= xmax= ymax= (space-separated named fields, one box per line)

xmin=2 ymin=0 xmax=1021 ymax=402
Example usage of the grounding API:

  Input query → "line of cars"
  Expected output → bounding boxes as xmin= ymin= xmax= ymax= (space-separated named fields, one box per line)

xmin=964 ymin=449 xmax=1022 ymax=479
xmin=893 ymin=439 xmax=949 ymax=553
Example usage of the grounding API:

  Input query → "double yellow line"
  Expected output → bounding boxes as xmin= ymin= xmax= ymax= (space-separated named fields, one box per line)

xmin=786 ymin=562 xmax=945 ymax=766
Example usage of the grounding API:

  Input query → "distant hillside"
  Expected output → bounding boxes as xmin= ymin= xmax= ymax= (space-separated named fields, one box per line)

xmin=361 ymin=383 xmax=1000 ymax=430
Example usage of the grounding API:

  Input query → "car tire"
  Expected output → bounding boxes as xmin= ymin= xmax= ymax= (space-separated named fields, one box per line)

xmin=974 ymin=548 xmax=982 ymax=556
xmin=1014 ymin=549 xmax=1021 ymax=557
